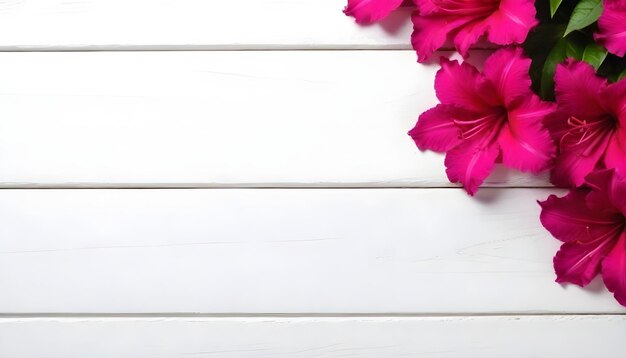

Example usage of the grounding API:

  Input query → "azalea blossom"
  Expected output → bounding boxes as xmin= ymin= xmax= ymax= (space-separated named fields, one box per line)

xmin=594 ymin=0 xmax=626 ymax=57
xmin=408 ymin=47 xmax=556 ymax=195
xmin=546 ymin=60 xmax=626 ymax=188
xmin=343 ymin=0 xmax=405 ymax=24
xmin=539 ymin=169 xmax=626 ymax=307
xmin=412 ymin=0 xmax=538 ymax=62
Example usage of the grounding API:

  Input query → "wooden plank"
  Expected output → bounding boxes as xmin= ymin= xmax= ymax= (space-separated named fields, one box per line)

xmin=1 ymin=316 xmax=624 ymax=357
xmin=0 ymin=188 xmax=620 ymax=313
xmin=0 ymin=51 xmax=549 ymax=188
xmin=0 ymin=0 xmax=413 ymax=50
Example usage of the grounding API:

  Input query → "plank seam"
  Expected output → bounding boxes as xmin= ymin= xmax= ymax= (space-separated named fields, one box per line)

xmin=1 ymin=313 xmax=624 ymax=318
xmin=0 ymin=186 xmax=554 ymax=190
xmin=0 ymin=46 xmax=497 ymax=53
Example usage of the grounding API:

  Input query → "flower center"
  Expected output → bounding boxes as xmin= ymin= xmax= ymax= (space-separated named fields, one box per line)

xmin=453 ymin=107 xmax=506 ymax=143
xmin=559 ymin=116 xmax=616 ymax=155
xmin=578 ymin=219 xmax=625 ymax=246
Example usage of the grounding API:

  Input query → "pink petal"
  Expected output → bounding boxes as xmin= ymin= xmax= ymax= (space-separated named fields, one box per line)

xmin=543 ymin=169 xmax=626 ymax=292
xmin=539 ymin=189 xmax=622 ymax=244
xmin=554 ymin=60 xmax=607 ymax=119
xmin=594 ymin=0 xmax=626 ymax=57
xmin=543 ymin=110 xmax=573 ymax=147
xmin=483 ymin=47 xmax=533 ymax=106
xmin=411 ymin=0 xmax=535 ymax=60
xmin=600 ymin=77 xmax=626 ymax=118
xmin=550 ymin=133 xmax=611 ymax=188
xmin=413 ymin=0 xmax=439 ymax=15
xmin=453 ymin=19 xmax=489 ymax=58
xmin=408 ymin=104 xmax=462 ymax=152
xmin=344 ymin=0 xmax=404 ymax=24
xmin=484 ymin=0 xmax=538 ymax=45
xmin=585 ymin=169 xmax=626 ymax=215
xmin=498 ymin=96 xmax=556 ymax=173
xmin=553 ymin=237 xmax=614 ymax=287
xmin=604 ymin=130 xmax=626 ymax=173
xmin=411 ymin=13 xmax=471 ymax=63
xmin=434 ymin=57 xmax=496 ymax=112
xmin=601 ymin=231 xmax=626 ymax=307
xmin=601 ymin=79 xmax=626 ymax=171
xmin=444 ymin=137 xmax=500 ymax=195
xmin=584 ymin=169 xmax=618 ymax=212
xmin=548 ymin=62 xmax=617 ymax=188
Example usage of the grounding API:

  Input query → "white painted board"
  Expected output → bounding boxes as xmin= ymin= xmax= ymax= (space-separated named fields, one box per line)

xmin=0 ymin=0 xmax=618 ymax=355
xmin=0 ymin=51 xmax=549 ymax=188
xmin=0 ymin=188 xmax=619 ymax=313
xmin=0 ymin=0 xmax=414 ymax=50
xmin=1 ymin=316 xmax=624 ymax=357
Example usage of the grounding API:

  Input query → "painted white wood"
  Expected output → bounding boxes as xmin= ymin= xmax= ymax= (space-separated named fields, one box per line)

xmin=0 ymin=0 xmax=414 ymax=50
xmin=0 ymin=188 xmax=620 ymax=313
xmin=1 ymin=316 xmax=624 ymax=357
xmin=0 ymin=51 xmax=549 ymax=188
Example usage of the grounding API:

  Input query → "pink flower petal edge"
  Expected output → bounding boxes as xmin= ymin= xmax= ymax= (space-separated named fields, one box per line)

xmin=409 ymin=47 xmax=555 ymax=195
xmin=411 ymin=0 xmax=538 ymax=62
xmin=594 ymin=0 xmax=626 ymax=57
xmin=547 ymin=60 xmax=626 ymax=188
xmin=539 ymin=169 xmax=626 ymax=306
xmin=344 ymin=0 xmax=405 ymax=24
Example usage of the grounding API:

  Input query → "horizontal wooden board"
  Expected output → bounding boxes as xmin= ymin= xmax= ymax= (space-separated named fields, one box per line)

xmin=1 ymin=316 xmax=625 ymax=357
xmin=0 ymin=188 xmax=621 ymax=314
xmin=0 ymin=51 xmax=549 ymax=188
xmin=0 ymin=0 xmax=414 ymax=50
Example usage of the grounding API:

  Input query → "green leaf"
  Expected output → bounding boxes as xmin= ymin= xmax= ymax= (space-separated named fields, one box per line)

xmin=564 ymin=0 xmax=603 ymax=36
xmin=550 ymin=0 xmax=563 ymax=17
xmin=525 ymin=24 xmax=567 ymax=96
xmin=524 ymin=24 xmax=566 ymax=55
xmin=540 ymin=41 xmax=566 ymax=99
xmin=565 ymin=37 xmax=585 ymax=58
xmin=540 ymin=36 xmax=585 ymax=99
xmin=582 ymin=43 xmax=608 ymax=70
xmin=619 ymin=69 xmax=626 ymax=81
xmin=595 ymin=52 xmax=626 ymax=81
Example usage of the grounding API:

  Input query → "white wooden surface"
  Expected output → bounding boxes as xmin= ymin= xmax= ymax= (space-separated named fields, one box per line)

xmin=0 ymin=0 xmax=414 ymax=50
xmin=0 ymin=51 xmax=548 ymax=188
xmin=0 ymin=188 xmax=620 ymax=314
xmin=1 ymin=316 xmax=625 ymax=358
xmin=0 ymin=0 xmax=622 ymax=356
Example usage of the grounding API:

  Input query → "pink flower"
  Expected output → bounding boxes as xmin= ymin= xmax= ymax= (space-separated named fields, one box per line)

xmin=408 ymin=47 xmax=556 ymax=195
xmin=594 ymin=0 xmax=626 ymax=57
xmin=411 ymin=0 xmax=538 ymax=62
xmin=546 ymin=60 xmax=626 ymax=188
xmin=539 ymin=169 xmax=626 ymax=307
xmin=343 ymin=0 xmax=405 ymax=24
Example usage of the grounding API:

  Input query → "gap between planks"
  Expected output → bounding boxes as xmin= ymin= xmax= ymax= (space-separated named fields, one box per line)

xmin=1 ymin=313 xmax=625 ymax=318
xmin=0 ymin=185 xmax=554 ymax=190
xmin=0 ymin=46 xmax=500 ymax=52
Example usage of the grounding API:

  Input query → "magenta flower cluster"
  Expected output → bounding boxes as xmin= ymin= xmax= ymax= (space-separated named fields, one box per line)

xmin=344 ymin=0 xmax=626 ymax=307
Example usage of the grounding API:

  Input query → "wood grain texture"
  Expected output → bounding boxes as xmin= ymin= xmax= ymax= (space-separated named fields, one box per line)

xmin=0 ymin=51 xmax=549 ymax=188
xmin=0 ymin=188 xmax=620 ymax=313
xmin=0 ymin=0 xmax=414 ymax=50
xmin=1 ymin=316 xmax=625 ymax=357
xmin=1 ymin=0 xmax=620 ymax=353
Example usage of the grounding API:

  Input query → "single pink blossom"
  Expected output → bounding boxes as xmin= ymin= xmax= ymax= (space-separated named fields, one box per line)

xmin=594 ymin=0 xmax=626 ymax=57
xmin=343 ymin=0 xmax=405 ymax=24
xmin=539 ymin=169 xmax=626 ymax=307
xmin=408 ymin=47 xmax=556 ymax=195
xmin=546 ymin=60 xmax=626 ymax=188
xmin=411 ymin=0 xmax=538 ymax=62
